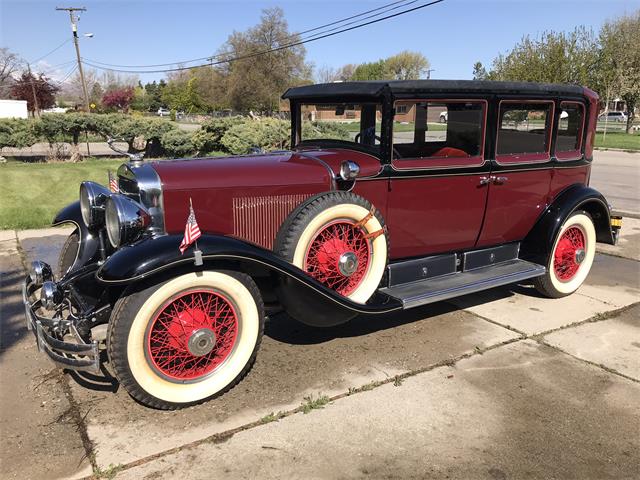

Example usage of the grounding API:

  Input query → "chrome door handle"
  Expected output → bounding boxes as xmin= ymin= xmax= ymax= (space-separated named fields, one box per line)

xmin=493 ymin=176 xmax=508 ymax=184
xmin=479 ymin=176 xmax=492 ymax=185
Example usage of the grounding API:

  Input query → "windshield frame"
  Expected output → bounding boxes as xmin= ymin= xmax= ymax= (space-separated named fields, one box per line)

xmin=289 ymin=95 xmax=393 ymax=164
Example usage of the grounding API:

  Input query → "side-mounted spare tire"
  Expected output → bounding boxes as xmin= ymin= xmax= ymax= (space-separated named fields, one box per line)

xmin=273 ymin=191 xmax=389 ymax=325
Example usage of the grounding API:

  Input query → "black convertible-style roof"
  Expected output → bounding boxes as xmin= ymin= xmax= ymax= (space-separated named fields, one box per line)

xmin=282 ymin=80 xmax=587 ymax=100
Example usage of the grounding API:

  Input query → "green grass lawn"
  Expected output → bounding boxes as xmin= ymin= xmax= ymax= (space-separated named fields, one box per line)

xmin=0 ymin=158 xmax=124 ymax=230
xmin=595 ymin=131 xmax=640 ymax=151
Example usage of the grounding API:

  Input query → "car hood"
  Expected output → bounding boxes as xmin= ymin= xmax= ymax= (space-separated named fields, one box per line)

xmin=150 ymin=147 xmax=382 ymax=191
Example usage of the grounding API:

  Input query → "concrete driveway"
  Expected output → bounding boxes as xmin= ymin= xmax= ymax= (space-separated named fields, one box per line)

xmin=1 ymin=216 xmax=638 ymax=479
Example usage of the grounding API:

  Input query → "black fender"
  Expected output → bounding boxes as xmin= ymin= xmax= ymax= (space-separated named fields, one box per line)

xmin=95 ymin=234 xmax=402 ymax=327
xmin=521 ymin=184 xmax=615 ymax=265
xmin=53 ymin=201 xmax=102 ymax=274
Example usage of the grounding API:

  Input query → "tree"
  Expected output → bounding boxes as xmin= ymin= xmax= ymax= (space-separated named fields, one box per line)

xmin=598 ymin=12 xmax=640 ymax=133
xmin=472 ymin=62 xmax=488 ymax=80
xmin=214 ymin=7 xmax=312 ymax=111
xmin=335 ymin=64 xmax=356 ymax=82
xmin=485 ymin=27 xmax=599 ymax=86
xmin=162 ymin=74 xmax=203 ymax=113
xmin=351 ymin=59 xmax=388 ymax=81
xmin=102 ymin=87 xmax=135 ymax=112
xmin=316 ymin=65 xmax=338 ymax=84
xmin=0 ymin=48 xmax=20 ymax=97
xmin=10 ymin=71 xmax=59 ymax=115
xmin=384 ymin=51 xmax=429 ymax=80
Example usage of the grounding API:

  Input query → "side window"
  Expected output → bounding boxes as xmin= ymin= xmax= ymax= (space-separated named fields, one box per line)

xmin=392 ymin=100 xmax=485 ymax=168
xmin=497 ymin=102 xmax=553 ymax=163
xmin=556 ymin=102 xmax=584 ymax=160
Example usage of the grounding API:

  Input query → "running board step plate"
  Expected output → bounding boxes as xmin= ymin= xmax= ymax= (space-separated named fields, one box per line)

xmin=380 ymin=259 xmax=546 ymax=309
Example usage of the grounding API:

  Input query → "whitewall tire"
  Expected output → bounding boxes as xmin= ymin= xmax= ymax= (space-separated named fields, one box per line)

xmin=108 ymin=270 xmax=264 ymax=409
xmin=534 ymin=211 xmax=596 ymax=298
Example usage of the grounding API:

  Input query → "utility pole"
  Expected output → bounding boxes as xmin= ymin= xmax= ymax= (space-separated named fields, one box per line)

xmin=26 ymin=63 xmax=40 ymax=117
xmin=56 ymin=6 xmax=89 ymax=112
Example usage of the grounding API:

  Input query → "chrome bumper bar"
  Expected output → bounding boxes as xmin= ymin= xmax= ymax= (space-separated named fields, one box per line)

xmin=22 ymin=277 xmax=100 ymax=373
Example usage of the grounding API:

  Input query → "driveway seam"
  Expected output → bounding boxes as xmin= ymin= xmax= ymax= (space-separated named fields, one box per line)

xmin=14 ymin=232 xmax=99 ymax=476
xmin=75 ymin=336 xmax=527 ymax=478
xmin=534 ymin=338 xmax=640 ymax=385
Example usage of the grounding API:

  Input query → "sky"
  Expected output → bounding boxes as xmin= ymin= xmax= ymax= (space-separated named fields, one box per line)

xmin=1 ymin=0 xmax=638 ymax=85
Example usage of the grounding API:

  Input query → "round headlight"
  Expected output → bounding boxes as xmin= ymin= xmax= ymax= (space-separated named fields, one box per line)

xmin=79 ymin=181 xmax=111 ymax=228
xmin=339 ymin=160 xmax=360 ymax=181
xmin=105 ymin=194 xmax=151 ymax=248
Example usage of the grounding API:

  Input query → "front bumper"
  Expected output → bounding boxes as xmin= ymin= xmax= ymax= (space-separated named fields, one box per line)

xmin=22 ymin=277 xmax=100 ymax=373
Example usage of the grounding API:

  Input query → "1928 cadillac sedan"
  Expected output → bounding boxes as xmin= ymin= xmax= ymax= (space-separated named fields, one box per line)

xmin=23 ymin=80 xmax=622 ymax=409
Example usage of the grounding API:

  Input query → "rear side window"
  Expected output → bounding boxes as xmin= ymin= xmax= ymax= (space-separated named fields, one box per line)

xmin=392 ymin=100 xmax=486 ymax=168
xmin=497 ymin=102 xmax=553 ymax=163
xmin=556 ymin=102 xmax=585 ymax=160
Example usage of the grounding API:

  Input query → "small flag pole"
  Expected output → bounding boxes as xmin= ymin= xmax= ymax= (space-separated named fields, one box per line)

xmin=190 ymin=198 xmax=203 ymax=266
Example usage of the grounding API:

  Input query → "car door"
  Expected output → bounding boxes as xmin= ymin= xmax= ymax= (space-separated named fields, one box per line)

xmin=386 ymin=99 xmax=490 ymax=259
xmin=476 ymin=100 xmax=555 ymax=247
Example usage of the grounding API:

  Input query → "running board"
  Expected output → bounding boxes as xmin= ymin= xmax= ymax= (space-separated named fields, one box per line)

xmin=379 ymin=259 xmax=546 ymax=309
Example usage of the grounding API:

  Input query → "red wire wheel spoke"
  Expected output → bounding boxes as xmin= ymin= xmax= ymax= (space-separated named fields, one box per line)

xmin=553 ymin=226 xmax=586 ymax=281
xmin=146 ymin=289 xmax=238 ymax=381
xmin=304 ymin=220 xmax=371 ymax=296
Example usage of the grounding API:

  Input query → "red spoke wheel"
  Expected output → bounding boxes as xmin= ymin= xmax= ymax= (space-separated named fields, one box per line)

xmin=534 ymin=211 xmax=596 ymax=298
xmin=146 ymin=289 xmax=239 ymax=382
xmin=274 ymin=192 xmax=388 ymax=312
xmin=553 ymin=226 xmax=586 ymax=282
xmin=108 ymin=271 xmax=264 ymax=410
xmin=303 ymin=220 xmax=371 ymax=296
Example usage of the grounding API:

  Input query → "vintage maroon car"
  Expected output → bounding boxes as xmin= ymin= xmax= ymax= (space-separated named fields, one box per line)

xmin=23 ymin=80 xmax=622 ymax=409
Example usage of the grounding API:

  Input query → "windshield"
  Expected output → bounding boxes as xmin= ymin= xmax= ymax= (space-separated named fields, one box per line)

xmin=299 ymin=102 xmax=382 ymax=151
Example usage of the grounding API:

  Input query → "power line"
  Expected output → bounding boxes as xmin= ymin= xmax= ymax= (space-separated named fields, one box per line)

xmin=83 ymin=0 xmax=418 ymax=69
xmin=83 ymin=0 xmax=444 ymax=74
xmin=28 ymin=38 xmax=72 ymax=64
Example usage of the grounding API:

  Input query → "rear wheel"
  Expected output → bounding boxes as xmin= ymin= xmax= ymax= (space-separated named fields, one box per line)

xmin=108 ymin=270 xmax=264 ymax=409
xmin=533 ymin=211 xmax=596 ymax=298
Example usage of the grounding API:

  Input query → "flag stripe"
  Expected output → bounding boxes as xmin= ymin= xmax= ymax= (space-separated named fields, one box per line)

xmin=179 ymin=204 xmax=201 ymax=254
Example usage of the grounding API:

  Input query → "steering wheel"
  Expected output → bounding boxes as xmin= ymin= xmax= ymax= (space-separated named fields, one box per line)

xmin=354 ymin=131 xmax=383 ymax=144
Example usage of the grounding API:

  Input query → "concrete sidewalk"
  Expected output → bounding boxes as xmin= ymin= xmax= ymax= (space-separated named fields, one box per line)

xmin=0 ymin=221 xmax=638 ymax=479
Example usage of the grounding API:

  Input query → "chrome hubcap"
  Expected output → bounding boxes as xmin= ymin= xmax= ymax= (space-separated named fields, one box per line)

xmin=575 ymin=248 xmax=586 ymax=264
xmin=338 ymin=252 xmax=359 ymax=276
xmin=187 ymin=328 xmax=217 ymax=357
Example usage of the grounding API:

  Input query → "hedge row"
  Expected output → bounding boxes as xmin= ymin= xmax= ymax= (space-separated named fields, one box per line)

xmin=0 ymin=113 xmax=351 ymax=160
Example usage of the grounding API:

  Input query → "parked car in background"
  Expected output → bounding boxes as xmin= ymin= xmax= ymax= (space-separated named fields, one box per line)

xmin=23 ymin=80 xmax=622 ymax=409
xmin=599 ymin=111 xmax=628 ymax=123
xmin=157 ymin=107 xmax=171 ymax=117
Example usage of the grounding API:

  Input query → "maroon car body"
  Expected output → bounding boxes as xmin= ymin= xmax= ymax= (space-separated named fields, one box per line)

xmin=22 ymin=80 xmax=621 ymax=409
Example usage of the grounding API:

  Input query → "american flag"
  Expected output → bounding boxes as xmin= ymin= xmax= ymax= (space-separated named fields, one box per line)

xmin=108 ymin=170 xmax=119 ymax=193
xmin=179 ymin=201 xmax=202 ymax=254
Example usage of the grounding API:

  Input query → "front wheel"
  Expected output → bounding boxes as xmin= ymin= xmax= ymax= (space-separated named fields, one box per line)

xmin=108 ymin=271 xmax=264 ymax=409
xmin=533 ymin=211 xmax=596 ymax=298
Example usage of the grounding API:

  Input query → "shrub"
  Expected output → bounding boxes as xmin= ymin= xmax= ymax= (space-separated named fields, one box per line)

xmin=302 ymin=121 xmax=351 ymax=141
xmin=161 ymin=129 xmax=196 ymax=158
xmin=94 ymin=114 xmax=176 ymax=156
xmin=220 ymin=118 xmax=290 ymax=154
xmin=0 ymin=119 xmax=37 ymax=149
xmin=199 ymin=116 xmax=245 ymax=152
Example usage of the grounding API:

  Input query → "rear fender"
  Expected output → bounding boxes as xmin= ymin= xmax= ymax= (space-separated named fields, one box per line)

xmin=95 ymin=234 xmax=402 ymax=327
xmin=53 ymin=201 xmax=102 ymax=274
xmin=521 ymin=184 xmax=614 ymax=265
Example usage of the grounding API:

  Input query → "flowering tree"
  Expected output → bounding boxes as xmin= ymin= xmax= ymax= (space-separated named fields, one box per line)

xmin=102 ymin=87 xmax=135 ymax=112
xmin=10 ymin=72 xmax=59 ymax=115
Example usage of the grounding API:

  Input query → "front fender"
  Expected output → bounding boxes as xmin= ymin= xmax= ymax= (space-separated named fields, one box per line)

xmin=53 ymin=201 xmax=101 ymax=274
xmin=521 ymin=184 xmax=614 ymax=265
xmin=95 ymin=234 xmax=402 ymax=327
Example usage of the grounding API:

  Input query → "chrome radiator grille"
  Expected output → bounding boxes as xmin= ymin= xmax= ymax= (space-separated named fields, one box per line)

xmin=232 ymin=195 xmax=309 ymax=249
